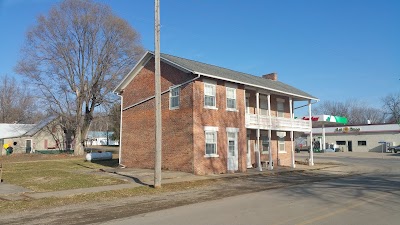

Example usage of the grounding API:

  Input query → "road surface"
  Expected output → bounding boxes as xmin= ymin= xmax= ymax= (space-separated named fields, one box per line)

xmin=99 ymin=152 xmax=400 ymax=225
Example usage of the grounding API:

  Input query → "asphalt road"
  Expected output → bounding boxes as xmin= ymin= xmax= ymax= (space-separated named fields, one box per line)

xmin=99 ymin=152 xmax=400 ymax=225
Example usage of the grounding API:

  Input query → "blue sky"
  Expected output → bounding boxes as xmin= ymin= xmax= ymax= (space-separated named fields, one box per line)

xmin=1 ymin=0 xmax=399 ymax=115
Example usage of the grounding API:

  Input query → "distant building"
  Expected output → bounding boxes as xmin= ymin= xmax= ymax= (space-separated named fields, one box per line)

xmin=309 ymin=123 xmax=400 ymax=152
xmin=0 ymin=116 xmax=66 ymax=155
xmin=86 ymin=131 xmax=118 ymax=146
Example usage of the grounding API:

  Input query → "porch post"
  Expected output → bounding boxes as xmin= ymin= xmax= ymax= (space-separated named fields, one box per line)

xmin=289 ymin=97 xmax=295 ymax=168
xmin=267 ymin=94 xmax=273 ymax=170
xmin=308 ymin=100 xmax=314 ymax=166
xmin=256 ymin=92 xmax=260 ymax=121
xmin=322 ymin=123 xmax=326 ymax=150
xmin=257 ymin=129 xmax=262 ymax=171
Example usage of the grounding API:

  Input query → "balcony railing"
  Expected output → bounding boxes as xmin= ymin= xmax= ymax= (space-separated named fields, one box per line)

xmin=245 ymin=113 xmax=311 ymax=132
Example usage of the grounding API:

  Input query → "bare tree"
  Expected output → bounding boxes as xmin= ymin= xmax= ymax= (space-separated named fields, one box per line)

xmin=382 ymin=93 xmax=400 ymax=123
xmin=314 ymin=99 xmax=385 ymax=125
xmin=0 ymin=75 xmax=40 ymax=123
xmin=15 ymin=0 xmax=143 ymax=155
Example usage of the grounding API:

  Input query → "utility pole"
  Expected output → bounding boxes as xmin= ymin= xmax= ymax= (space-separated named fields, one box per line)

xmin=154 ymin=0 xmax=162 ymax=188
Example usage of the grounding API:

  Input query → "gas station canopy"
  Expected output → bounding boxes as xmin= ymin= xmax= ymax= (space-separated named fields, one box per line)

xmin=302 ymin=115 xmax=348 ymax=127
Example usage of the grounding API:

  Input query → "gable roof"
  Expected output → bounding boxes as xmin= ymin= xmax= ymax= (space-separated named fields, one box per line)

xmin=115 ymin=51 xmax=318 ymax=101
xmin=24 ymin=115 xmax=58 ymax=136
xmin=0 ymin=124 xmax=35 ymax=139
xmin=0 ymin=115 xmax=58 ymax=139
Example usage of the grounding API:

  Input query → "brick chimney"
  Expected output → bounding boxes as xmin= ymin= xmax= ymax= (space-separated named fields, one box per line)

xmin=262 ymin=72 xmax=278 ymax=81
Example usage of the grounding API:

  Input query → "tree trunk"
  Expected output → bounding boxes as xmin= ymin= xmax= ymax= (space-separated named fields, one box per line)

xmin=74 ymin=126 xmax=85 ymax=155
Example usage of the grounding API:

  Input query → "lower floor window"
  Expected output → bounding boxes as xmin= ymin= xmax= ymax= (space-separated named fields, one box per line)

xmin=336 ymin=141 xmax=346 ymax=145
xmin=261 ymin=136 xmax=269 ymax=153
xmin=358 ymin=141 xmax=367 ymax=146
xmin=205 ymin=131 xmax=217 ymax=155
xmin=278 ymin=137 xmax=285 ymax=152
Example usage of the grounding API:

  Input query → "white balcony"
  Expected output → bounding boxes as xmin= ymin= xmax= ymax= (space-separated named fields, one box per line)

xmin=245 ymin=113 xmax=311 ymax=132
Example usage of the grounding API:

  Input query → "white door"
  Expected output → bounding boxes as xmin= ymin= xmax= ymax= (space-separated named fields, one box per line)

xmin=246 ymin=134 xmax=252 ymax=168
xmin=227 ymin=132 xmax=238 ymax=171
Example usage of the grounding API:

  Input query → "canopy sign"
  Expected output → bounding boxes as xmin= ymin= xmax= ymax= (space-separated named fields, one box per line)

xmin=302 ymin=115 xmax=348 ymax=124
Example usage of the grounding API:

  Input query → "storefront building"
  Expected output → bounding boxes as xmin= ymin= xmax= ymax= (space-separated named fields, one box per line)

xmin=310 ymin=123 xmax=400 ymax=152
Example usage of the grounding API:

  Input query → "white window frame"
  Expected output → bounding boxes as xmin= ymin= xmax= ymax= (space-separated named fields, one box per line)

xmin=204 ymin=126 xmax=219 ymax=157
xmin=169 ymin=86 xmax=180 ymax=110
xmin=277 ymin=98 xmax=285 ymax=117
xmin=226 ymin=87 xmax=237 ymax=111
xmin=260 ymin=130 xmax=269 ymax=154
xmin=260 ymin=95 xmax=269 ymax=115
xmin=245 ymin=93 xmax=250 ymax=114
xmin=204 ymin=82 xmax=217 ymax=109
xmin=278 ymin=136 xmax=286 ymax=153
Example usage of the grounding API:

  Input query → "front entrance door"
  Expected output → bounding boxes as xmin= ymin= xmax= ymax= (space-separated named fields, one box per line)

xmin=348 ymin=141 xmax=353 ymax=152
xmin=227 ymin=132 xmax=238 ymax=171
xmin=25 ymin=140 xmax=32 ymax=153
xmin=246 ymin=133 xmax=252 ymax=168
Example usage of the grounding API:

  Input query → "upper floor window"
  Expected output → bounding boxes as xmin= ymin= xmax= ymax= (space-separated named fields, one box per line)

xmin=277 ymin=99 xmax=285 ymax=117
xmin=260 ymin=95 xmax=269 ymax=115
xmin=204 ymin=83 xmax=216 ymax=108
xmin=245 ymin=93 xmax=250 ymax=114
xmin=226 ymin=87 xmax=236 ymax=110
xmin=169 ymin=86 xmax=180 ymax=109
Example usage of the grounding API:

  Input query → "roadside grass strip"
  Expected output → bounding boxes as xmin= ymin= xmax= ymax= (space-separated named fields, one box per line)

xmin=1 ymin=159 xmax=127 ymax=192
xmin=0 ymin=179 xmax=218 ymax=214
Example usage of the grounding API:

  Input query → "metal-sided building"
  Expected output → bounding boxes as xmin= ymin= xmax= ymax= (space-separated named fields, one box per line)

xmin=310 ymin=123 xmax=400 ymax=152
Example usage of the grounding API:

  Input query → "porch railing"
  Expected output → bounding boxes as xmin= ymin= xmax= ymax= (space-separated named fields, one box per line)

xmin=245 ymin=113 xmax=311 ymax=132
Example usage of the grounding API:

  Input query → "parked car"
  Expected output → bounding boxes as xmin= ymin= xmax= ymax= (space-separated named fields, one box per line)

xmin=295 ymin=146 xmax=310 ymax=153
xmin=323 ymin=148 xmax=335 ymax=153
xmin=388 ymin=145 xmax=400 ymax=153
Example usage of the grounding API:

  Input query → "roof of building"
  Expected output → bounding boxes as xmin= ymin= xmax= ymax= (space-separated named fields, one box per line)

xmin=0 ymin=124 xmax=36 ymax=139
xmin=115 ymin=51 xmax=318 ymax=101
xmin=25 ymin=115 xmax=58 ymax=136
xmin=0 ymin=115 xmax=58 ymax=139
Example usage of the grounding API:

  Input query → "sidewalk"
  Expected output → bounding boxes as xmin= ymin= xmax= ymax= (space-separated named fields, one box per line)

xmin=0 ymin=163 xmax=341 ymax=201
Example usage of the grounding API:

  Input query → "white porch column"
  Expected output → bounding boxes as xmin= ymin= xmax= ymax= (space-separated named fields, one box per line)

xmin=257 ymin=129 xmax=262 ymax=171
xmin=322 ymin=123 xmax=326 ymax=150
xmin=256 ymin=92 xmax=262 ymax=171
xmin=308 ymin=100 xmax=314 ymax=166
xmin=267 ymin=94 xmax=273 ymax=170
xmin=290 ymin=131 xmax=295 ymax=168
xmin=289 ymin=97 xmax=295 ymax=168
xmin=256 ymin=92 xmax=260 ymax=120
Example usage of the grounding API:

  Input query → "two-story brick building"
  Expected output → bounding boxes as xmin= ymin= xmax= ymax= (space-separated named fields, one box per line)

xmin=114 ymin=52 xmax=318 ymax=175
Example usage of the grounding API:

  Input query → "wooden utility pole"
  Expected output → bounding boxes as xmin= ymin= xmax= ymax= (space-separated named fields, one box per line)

xmin=154 ymin=0 xmax=162 ymax=188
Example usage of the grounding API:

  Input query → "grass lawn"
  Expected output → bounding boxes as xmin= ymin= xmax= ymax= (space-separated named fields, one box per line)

xmin=0 ymin=153 xmax=217 ymax=215
xmin=1 ymin=157 xmax=128 ymax=192
xmin=0 ymin=178 xmax=217 ymax=214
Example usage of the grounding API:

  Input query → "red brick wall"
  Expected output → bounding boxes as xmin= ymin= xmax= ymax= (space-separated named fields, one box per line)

xmin=192 ymin=78 xmax=246 ymax=175
xmin=244 ymin=91 xmax=294 ymax=168
xmin=120 ymin=58 xmax=196 ymax=173
xmin=120 ymin=56 xmax=295 ymax=174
